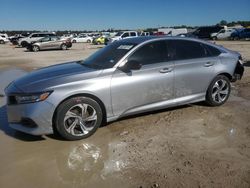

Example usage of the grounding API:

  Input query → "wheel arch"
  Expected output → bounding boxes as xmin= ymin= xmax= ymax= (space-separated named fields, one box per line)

xmin=52 ymin=93 xmax=107 ymax=132
xmin=217 ymin=72 xmax=232 ymax=81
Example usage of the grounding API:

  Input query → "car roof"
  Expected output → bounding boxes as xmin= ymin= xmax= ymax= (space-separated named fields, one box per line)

xmin=120 ymin=36 xmax=229 ymax=53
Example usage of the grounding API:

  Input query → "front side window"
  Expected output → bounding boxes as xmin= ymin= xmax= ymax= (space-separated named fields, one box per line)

xmin=128 ymin=41 xmax=168 ymax=66
xmin=40 ymin=37 xmax=50 ymax=42
xmin=122 ymin=33 xmax=129 ymax=38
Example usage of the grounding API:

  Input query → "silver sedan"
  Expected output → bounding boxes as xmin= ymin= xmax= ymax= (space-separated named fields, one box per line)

xmin=5 ymin=37 xmax=244 ymax=140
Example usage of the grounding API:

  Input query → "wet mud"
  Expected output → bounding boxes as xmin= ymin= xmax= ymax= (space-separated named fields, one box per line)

xmin=0 ymin=42 xmax=250 ymax=188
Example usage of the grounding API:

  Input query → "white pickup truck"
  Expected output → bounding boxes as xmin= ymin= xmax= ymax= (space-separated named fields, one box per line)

xmin=210 ymin=29 xmax=235 ymax=40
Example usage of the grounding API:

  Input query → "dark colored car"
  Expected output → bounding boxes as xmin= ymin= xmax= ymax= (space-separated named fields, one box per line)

xmin=230 ymin=28 xmax=250 ymax=40
xmin=9 ymin=34 xmax=29 ymax=45
xmin=192 ymin=26 xmax=224 ymax=39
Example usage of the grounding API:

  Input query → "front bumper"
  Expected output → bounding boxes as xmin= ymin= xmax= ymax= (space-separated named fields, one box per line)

xmin=6 ymin=100 xmax=55 ymax=135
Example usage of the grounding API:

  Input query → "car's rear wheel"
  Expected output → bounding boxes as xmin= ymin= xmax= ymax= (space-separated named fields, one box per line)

xmin=72 ymin=40 xmax=76 ymax=43
xmin=87 ymin=39 xmax=91 ymax=43
xmin=55 ymin=97 xmax=103 ymax=140
xmin=205 ymin=75 xmax=231 ymax=106
xmin=0 ymin=40 xmax=5 ymax=44
xmin=212 ymin=36 xmax=217 ymax=40
xmin=32 ymin=45 xmax=40 ymax=52
xmin=61 ymin=44 xmax=67 ymax=50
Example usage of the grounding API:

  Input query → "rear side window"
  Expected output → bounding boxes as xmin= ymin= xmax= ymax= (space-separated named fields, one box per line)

xmin=172 ymin=40 xmax=208 ymax=60
xmin=128 ymin=41 xmax=168 ymax=65
xmin=130 ymin=32 xmax=136 ymax=36
xmin=203 ymin=44 xmax=221 ymax=57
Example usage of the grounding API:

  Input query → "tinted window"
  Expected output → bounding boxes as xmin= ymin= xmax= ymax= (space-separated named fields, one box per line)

xmin=173 ymin=40 xmax=207 ymax=60
xmin=203 ymin=44 xmax=221 ymax=57
xmin=122 ymin=33 xmax=129 ymax=38
xmin=31 ymin=34 xmax=38 ymax=37
xmin=130 ymin=32 xmax=136 ymax=36
xmin=128 ymin=41 xmax=168 ymax=66
xmin=40 ymin=37 xmax=50 ymax=42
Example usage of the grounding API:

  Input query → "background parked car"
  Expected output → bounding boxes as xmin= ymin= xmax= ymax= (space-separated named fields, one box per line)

xmin=210 ymin=29 xmax=235 ymax=40
xmin=18 ymin=32 xmax=56 ymax=47
xmin=26 ymin=36 xmax=72 ymax=52
xmin=230 ymin=28 xmax=250 ymax=40
xmin=71 ymin=35 xmax=93 ymax=43
xmin=109 ymin=31 xmax=138 ymax=43
xmin=192 ymin=26 xmax=224 ymax=39
xmin=92 ymin=35 xmax=108 ymax=45
xmin=0 ymin=34 xmax=9 ymax=44
xmin=9 ymin=34 xmax=28 ymax=45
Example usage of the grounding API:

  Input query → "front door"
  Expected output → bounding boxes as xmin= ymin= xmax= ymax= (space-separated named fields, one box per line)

xmin=111 ymin=40 xmax=174 ymax=116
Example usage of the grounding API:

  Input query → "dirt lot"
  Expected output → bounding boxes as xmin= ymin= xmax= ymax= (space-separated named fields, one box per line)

xmin=0 ymin=41 xmax=250 ymax=188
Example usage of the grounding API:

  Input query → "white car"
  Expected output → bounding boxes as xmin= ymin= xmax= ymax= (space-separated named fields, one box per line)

xmin=71 ymin=35 xmax=93 ymax=43
xmin=211 ymin=29 xmax=235 ymax=40
xmin=0 ymin=34 xmax=9 ymax=44
xmin=18 ymin=32 xmax=56 ymax=47
xmin=109 ymin=31 xmax=138 ymax=43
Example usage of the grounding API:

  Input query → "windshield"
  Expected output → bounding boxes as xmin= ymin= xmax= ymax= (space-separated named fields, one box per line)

xmin=81 ymin=42 xmax=137 ymax=69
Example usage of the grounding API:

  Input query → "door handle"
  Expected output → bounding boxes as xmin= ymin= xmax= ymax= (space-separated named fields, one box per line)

xmin=204 ymin=62 xmax=214 ymax=67
xmin=159 ymin=67 xmax=173 ymax=73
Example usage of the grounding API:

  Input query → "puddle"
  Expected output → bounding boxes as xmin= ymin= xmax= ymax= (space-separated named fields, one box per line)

xmin=67 ymin=143 xmax=102 ymax=172
xmin=0 ymin=68 xmax=27 ymax=95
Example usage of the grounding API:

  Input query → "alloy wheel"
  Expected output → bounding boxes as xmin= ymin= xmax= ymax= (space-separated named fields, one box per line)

xmin=63 ymin=103 xmax=97 ymax=137
xmin=212 ymin=79 xmax=229 ymax=103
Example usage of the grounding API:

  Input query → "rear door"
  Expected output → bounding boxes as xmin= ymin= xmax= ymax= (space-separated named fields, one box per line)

xmin=170 ymin=40 xmax=217 ymax=102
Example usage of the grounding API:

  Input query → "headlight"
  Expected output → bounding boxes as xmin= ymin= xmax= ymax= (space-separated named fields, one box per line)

xmin=15 ymin=91 xmax=52 ymax=104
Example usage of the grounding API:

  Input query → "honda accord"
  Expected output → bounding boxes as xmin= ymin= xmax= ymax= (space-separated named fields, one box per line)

xmin=5 ymin=37 xmax=244 ymax=140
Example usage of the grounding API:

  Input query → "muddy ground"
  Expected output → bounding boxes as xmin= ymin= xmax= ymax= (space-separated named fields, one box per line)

xmin=0 ymin=41 xmax=250 ymax=188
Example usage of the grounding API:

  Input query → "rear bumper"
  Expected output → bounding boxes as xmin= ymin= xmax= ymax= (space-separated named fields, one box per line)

xmin=232 ymin=61 xmax=244 ymax=82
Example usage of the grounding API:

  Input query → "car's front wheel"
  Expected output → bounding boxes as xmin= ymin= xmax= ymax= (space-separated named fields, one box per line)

xmin=55 ymin=97 xmax=103 ymax=140
xmin=32 ymin=45 xmax=40 ymax=52
xmin=0 ymin=40 xmax=5 ymax=44
xmin=205 ymin=75 xmax=231 ymax=106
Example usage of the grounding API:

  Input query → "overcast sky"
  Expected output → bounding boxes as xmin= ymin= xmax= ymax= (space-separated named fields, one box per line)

xmin=1 ymin=0 xmax=250 ymax=30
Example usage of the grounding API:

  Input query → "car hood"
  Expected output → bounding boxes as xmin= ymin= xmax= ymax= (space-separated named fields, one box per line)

xmin=12 ymin=61 xmax=102 ymax=92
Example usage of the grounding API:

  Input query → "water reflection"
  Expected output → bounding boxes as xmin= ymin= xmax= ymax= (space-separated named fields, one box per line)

xmin=67 ymin=143 xmax=102 ymax=172
xmin=55 ymin=140 xmax=129 ymax=187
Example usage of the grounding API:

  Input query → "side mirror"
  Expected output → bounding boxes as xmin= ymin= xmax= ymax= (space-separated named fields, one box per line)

xmin=119 ymin=60 xmax=142 ymax=71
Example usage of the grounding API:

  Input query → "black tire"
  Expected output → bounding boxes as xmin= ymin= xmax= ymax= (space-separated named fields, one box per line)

xmin=21 ymin=41 xmax=28 ymax=47
xmin=97 ymin=41 xmax=101 ymax=45
xmin=0 ymin=40 xmax=5 ymax=44
xmin=55 ymin=97 xmax=103 ymax=140
xmin=72 ymin=40 xmax=76 ymax=43
xmin=205 ymin=75 xmax=231 ymax=106
xmin=233 ymin=36 xmax=239 ymax=41
xmin=87 ymin=39 xmax=91 ymax=43
xmin=32 ymin=45 xmax=40 ymax=52
xmin=61 ymin=44 xmax=67 ymax=50
xmin=212 ymin=36 xmax=217 ymax=40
